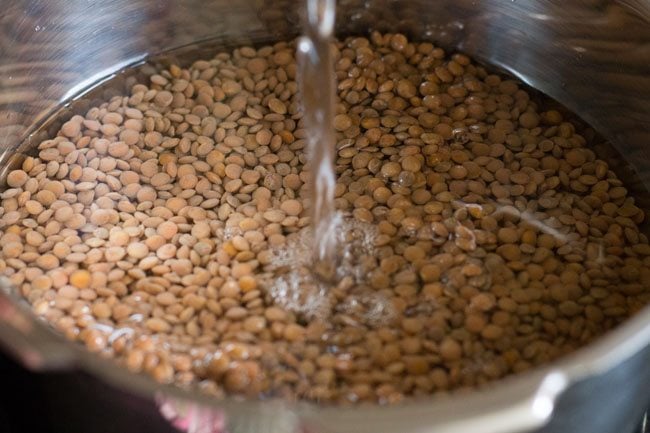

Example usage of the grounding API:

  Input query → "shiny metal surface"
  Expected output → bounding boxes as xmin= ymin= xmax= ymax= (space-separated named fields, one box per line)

xmin=1 ymin=1 xmax=650 ymax=433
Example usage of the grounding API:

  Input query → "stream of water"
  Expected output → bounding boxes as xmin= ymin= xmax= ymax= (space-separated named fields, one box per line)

xmin=296 ymin=0 xmax=339 ymax=278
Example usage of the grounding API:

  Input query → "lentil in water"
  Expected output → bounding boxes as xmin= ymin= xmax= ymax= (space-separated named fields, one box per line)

xmin=1 ymin=33 xmax=650 ymax=405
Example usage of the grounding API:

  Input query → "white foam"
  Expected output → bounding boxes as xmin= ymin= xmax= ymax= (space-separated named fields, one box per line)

xmin=223 ymin=226 xmax=242 ymax=240
xmin=338 ymin=292 xmax=395 ymax=327
xmin=263 ymin=214 xmax=393 ymax=326
xmin=267 ymin=271 xmax=331 ymax=320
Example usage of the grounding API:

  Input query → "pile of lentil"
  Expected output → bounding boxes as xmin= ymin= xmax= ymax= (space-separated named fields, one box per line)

xmin=1 ymin=32 xmax=650 ymax=405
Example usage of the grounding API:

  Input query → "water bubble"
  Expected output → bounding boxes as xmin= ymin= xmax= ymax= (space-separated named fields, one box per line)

xmin=263 ymin=213 xmax=394 ymax=327
xmin=223 ymin=226 xmax=242 ymax=240
xmin=398 ymin=171 xmax=415 ymax=187
xmin=452 ymin=127 xmax=470 ymax=144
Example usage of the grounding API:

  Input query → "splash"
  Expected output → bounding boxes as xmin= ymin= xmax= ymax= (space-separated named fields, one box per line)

xmin=263 ymin=214 xmax=394 ymax=326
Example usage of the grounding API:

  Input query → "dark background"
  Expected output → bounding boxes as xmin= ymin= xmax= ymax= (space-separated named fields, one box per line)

xmin=0 ymin=349 xmax=178 ymax=433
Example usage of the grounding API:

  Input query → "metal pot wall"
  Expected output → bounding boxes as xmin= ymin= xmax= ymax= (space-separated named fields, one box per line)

xmin=1 ymin=1 xmax=650 ymax=433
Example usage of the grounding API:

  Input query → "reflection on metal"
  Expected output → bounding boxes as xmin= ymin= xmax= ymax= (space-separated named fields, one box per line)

xmin=640 ymin=411 xmax=649 ymax=433
xmin=530 ymin=372 xmax=568 ymax=419
xmin=0 ymin=278 xmax=74 ymax=370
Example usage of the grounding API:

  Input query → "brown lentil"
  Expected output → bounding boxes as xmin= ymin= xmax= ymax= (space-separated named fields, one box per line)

xmin=1 ymin=33 xmax=649 ymax=408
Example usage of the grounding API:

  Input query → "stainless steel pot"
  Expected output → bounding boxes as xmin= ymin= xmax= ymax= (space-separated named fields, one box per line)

xmin=1 ymin=1 xmax=650 ymax=433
